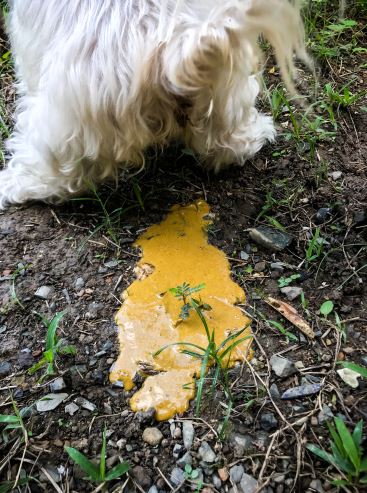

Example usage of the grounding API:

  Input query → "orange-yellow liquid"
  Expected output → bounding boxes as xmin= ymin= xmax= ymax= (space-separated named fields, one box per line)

xmin=110 ymin=201 xmax=252 ymax=420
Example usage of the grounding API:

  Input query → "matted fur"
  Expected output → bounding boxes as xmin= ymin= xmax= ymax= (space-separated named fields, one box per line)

xmin=0 ymin=0 xmax=308 ymax=209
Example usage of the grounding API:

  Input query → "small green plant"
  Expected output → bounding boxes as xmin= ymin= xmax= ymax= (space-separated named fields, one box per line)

xmin=65 ymin=427 xmax=129 ymax=485
xmin=306 ymin=417 xmax=367 ymax=487
xmin=267 ymin=320 xmax=298 ymax=342
xmin=306 ymin=227 xmax=325 ymax=262
xmin=155 ymin=283 xmax=251 ymax=414
xmin=28 ymin=311 xmax=76 ymax=382
xmin=278 ymin=274 xmax=301 ymax=288
xmin=320 ymin=300 xmax=334 ymax=318
xmin=184 ymin=464 xmax=203 ymax=492
xmin=324 ymin=83 xmax=363 ymax=109
xmin=169 ymin=282 xmax=211 ymax=320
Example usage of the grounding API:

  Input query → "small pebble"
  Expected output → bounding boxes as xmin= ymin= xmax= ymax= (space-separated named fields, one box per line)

xmin=229 ymin=464 xmax=244 ymax=483
xmin=280 ymin=286 xmax=303 ymax=301
xmin=182 ymin=420 xmax=195 ymax=450
xmin=36 ymin=393 xmax=68 ymax=412
xmin=198 ymin=441 xmax=216 ymax=463
xmin=35 ymin=286 xmax=54 ymax=300
xmin=218 ymin=467 xmax=229 ymax=482
xmin=270 ymin=355 xmax=298 ymax=378
xmin=240 ymin=473 xmax=258 ymax=493
xmin=74 ymin=397 xmax=96 ymax=412
xmin=49 ymin=377 xmax=67 ymax=393
xmin=142 ymin=427 xmax=163 ymax=446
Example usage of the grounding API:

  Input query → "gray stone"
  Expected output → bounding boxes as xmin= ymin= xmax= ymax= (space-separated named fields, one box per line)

xmin=177 ymin=451 xmax=192 ymax=469
xmin=230 ymin=464 xmax=244 ymax=483
xmin=85 ymin=302 xmax=104 ymax=319
xmin=198 ymin=441 xmax=216 ymax=463
xmin=74 ymin=397 xmax=96 ymax=412
xmin=318 ymin=404 xmax=334 ymax=424
xmin=260 ymin=413 xmax=278 ymax=431
xmin=74 ymin=277 xmax=85 ymax=290
xmin=240 ymin=473 xmax=258 ymax=493
xmin=315 ymin=208 xmax=332 ymax=224
xmin=281 ymin=384 xmax=321 ymax=400
xmin=212 ymin=474 xmax=222 ymax=489
xmin=49 ymin=377 xmax=66 ymax=392
xmin=170 ymin=467 xmax=185 ymax=486
xmin=329 ymin=171 xmax=342 ymax=181
xmin=182 ymin=420 xmax=195 ymax=450
xmin=142 ymin=427 xmax=163 ymax=446
xmin=36 ymin=393 xmax=68 ymax=412
xmin=65 ymin=403 xmax=79 ymax=416
xmin=269 ymin=383 xmax=280 ymax=399
xmin=229 ymin=433 xmax=252 ymax=457
xmin=309 ymin=479 xmax=325 ymax=493
xmin=280 ymin=286 xmax=303 ymax=301
xmin=240 ymin=251 xmax=250 ymax=261
xmin=35 ymin=286 xmax=53 ymax=300
xmin=254 ymin=261 xmax=266 ymax=272
xmin=249 ymin=226 xmax=292 ymax=252
xmin=39 ymin=465 xmax=61 ymax=483
xmin=104 ymin=260 xmax=120 ymax=269
xmin=0 ymin=361 xmax=11 ymax=376
xmin=270 ymin=355 xmax=298 ymax=378
xmin=173 ymin=443 xmax=183 ymax=458
xmin=270 ymin=262 xmax=285 ymax=272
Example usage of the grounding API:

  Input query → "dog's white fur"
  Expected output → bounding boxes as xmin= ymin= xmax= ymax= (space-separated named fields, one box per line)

xmin=0 ymin=0 xmax=307 ymax=209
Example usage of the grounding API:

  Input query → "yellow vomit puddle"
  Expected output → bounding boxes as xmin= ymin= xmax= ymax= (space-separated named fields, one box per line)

xmin=110 ymin=201 xmax=252 ymax=420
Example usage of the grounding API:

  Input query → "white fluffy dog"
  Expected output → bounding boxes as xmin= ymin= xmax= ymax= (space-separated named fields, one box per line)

xmin=0 ymin=0 xmax=308 ymax=209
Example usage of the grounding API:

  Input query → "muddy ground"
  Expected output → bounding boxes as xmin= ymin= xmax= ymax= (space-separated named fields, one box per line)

xmin=0 ymin=3 xmax=366 ymax=493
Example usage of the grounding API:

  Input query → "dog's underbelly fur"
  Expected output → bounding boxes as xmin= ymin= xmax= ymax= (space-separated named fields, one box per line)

xmin=0 ymin=0 xmax=308 ymax=208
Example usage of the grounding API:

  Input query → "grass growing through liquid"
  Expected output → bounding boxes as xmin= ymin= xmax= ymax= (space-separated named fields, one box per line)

xmin=65 ymin=427 xmax=129 ymax=486
xmin=28 ymin=311 xmax=76 ymax=382
xmin=306 ymin=417 xmax=367 ymax=488
xmin=154 ymin=283 xmax=251 ymax=415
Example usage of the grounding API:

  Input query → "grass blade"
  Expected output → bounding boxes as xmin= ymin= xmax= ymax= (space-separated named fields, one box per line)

xmin=46 ymin=311 xmax=67 ymax=351
xmin=105 ymin=462 xmax=130 ymax=481
xmin=100 ymin=428 xmax=106 ymax=481
xmin=306 ymin=443 xmax=337 ymax=467
xmin=65 ymin=447 xmax=100 ymax=482
xmin=352 ymin=420 xmax=363 ymax=449
xmin=0 ymin=415 xmax=20 ymax=424
xmin=334 ymin=417 xmax=360 ymax=471
xmin=195 ymin=345 xmax=211 ymax=415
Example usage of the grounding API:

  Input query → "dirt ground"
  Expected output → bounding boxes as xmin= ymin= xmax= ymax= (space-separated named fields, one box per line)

xmin=0 ymin=3 xmax=366 ymax=493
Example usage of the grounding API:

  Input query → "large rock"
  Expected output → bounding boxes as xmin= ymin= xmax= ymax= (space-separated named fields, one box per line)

xmin=249 ymin=226 xmax=292 ymax=251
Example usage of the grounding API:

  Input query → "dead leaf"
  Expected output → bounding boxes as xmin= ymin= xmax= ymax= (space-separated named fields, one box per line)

xmin=265 ymin=296 xmax=315 ymax=339
xmin=268 ymin=66 xmax=276 ymax=74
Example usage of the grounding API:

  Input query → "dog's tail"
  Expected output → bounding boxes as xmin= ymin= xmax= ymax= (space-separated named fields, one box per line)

xmin=164 ymin=0 xmax=311 ymax=95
